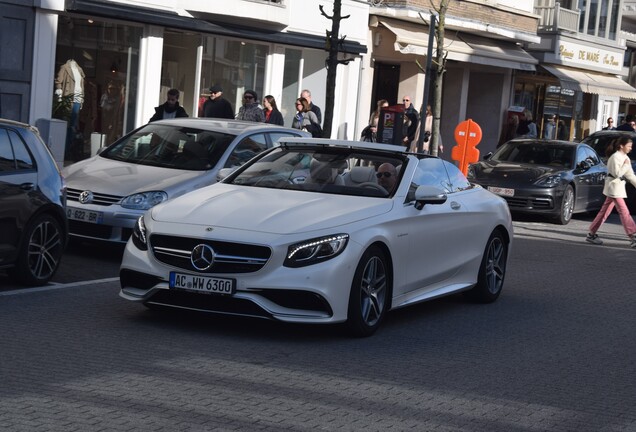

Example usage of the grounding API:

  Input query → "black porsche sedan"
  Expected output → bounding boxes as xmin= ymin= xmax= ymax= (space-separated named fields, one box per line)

xmin=467 ymin=139 xmax=606 ymax=224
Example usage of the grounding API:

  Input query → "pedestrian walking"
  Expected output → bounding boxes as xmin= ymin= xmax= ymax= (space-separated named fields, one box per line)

xmin=301 ymin=89 xmax=322 ymax=125
xmin=149 ymin=88 xmax=188 ymax=122
xmin=236 ymin=90 xmax=265 ymax=122
xmin=262 ymin=95 xmax=284 ymax=126
xmin=602 ymin=117 xmax=616 ymax=130
xmin=202 ymin=85 xmax=234 ymax=119
xmin=585 ymin=134 xmax=636 ymax=247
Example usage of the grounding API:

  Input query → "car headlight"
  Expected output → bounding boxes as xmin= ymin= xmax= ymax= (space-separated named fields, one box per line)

xmin=131 ymin=215 xmax=148 ymax=250
xmin=121 ymin=191 xmax=168 ymax=210
xmin=284 ymin=234 xmax=349 ymax=268
xmin=534 ymin=173 xmax=563 ymax=187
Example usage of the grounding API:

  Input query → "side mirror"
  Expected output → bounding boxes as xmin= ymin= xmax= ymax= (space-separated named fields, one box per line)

xmin=483 ymin=152 xmax=493 ymax=160
xmin=577 ymin=160 xmax=592 ymax=172
xmin=414 ymin=185 xmax=447 ymax=210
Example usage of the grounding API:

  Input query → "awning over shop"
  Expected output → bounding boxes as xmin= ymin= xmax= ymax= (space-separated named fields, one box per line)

xmin=372 ymin=17 xmax=537 ymax=71
xmin=541 ymin=64 xmax=636 ymax=99
xmin=66 ymin=0 xmax=367 ymax=54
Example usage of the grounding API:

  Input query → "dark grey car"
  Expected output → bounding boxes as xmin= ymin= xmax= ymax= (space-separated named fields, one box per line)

xmin=468 ymin=139 xmax=606 ymax=225
xmin=0 ymin=119 xmax=67 ymax=285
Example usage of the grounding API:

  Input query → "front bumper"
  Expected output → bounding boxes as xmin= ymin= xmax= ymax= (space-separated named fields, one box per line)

xmin=119 ymin=234 xmax=362 ymax=324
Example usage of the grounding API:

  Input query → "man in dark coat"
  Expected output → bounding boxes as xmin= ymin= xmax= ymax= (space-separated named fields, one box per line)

xmin=149 ymin=88 xmax=188 ymax=122
xmin=616 ymin=114 xmax=636 ymax=131
xmin=301 ymin=89 xmax=322 ymax=125
xmin=202 ymin=85 xmax=235 ymax=119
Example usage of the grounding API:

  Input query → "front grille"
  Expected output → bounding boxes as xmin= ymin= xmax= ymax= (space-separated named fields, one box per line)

xmin=67 ymin=188 xmax=122 ymax=206
xmin=150 ymin=234 xmax=271 ymax=274
xmin=505 ymin=196 xmax=553 ymax=210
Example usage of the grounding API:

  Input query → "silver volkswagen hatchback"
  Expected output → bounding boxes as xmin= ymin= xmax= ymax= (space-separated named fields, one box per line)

xmin=62 ymin=118 xmax=309 ymax=244
xmin=0 ymin=119 xmax=67 ymax=285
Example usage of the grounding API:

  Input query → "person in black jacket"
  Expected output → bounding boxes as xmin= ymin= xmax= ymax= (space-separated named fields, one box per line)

xmin=301 ymin=89 xmax=322 ymax=125
xmin=202 ymin=85 xmax=235 ymax=119
xmin=263 ymin=95 xmax=284 ymax=126
xmin=149 ymin=88 xmax=188 ymax=122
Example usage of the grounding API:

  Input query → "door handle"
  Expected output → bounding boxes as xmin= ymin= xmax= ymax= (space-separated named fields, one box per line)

xmin=20 ymin=183 xmax=35 ymax=190
xmin=450 ymin=201 xmax=461 ymax=210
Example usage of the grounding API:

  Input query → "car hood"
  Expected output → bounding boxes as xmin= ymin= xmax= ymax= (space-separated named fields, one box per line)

xmin=472 ymin=160 xmax=563 ymax=182
xmin=151 ymin=183 xmax=394 ymax=235
xmin=62 ymin=156 xmax=210 ymax=196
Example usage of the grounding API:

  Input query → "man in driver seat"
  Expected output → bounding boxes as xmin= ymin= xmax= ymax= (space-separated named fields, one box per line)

xmin=376 ymin=163 xmax=397 ymax=192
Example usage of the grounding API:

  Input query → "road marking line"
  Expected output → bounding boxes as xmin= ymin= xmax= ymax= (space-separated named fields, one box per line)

xmin=0 ymin=277 xmax=119 ymax=296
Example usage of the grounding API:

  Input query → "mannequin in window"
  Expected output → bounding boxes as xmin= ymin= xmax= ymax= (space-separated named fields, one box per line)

xmin=100 ymin=80 xmax=124 ymax=146
xmin=55 ymin=59 xmax=85 ymax=159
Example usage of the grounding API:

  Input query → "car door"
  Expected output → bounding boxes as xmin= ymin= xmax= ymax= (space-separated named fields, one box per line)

xmin=573 ymin=145 xmax=605 ymax=211
xmin=0 ymin=127 xmax=38 ymax=263
xmin=393 ymin=158 xmax=474 ymax=301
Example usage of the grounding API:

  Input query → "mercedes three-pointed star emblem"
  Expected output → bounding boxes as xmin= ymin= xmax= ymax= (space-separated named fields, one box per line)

xmin=191 ymin=244 xmax=215 ymax=271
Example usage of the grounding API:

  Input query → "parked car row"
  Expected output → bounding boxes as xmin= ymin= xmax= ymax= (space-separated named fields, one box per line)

xmin=5 ymin=116 xmax=634 ymax=337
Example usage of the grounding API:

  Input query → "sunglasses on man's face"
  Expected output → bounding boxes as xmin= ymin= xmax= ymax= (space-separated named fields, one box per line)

xmin=376 ymin=172 xmax=392 ymax=178
xmin=244 ymin=95 xmax=254 ymax=100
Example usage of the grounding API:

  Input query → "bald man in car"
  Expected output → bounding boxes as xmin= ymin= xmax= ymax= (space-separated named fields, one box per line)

xmin=376 ymin=163 xmax=397 ymax=192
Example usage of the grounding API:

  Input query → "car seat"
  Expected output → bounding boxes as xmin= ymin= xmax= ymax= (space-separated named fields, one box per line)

xmin=306 ymin=159 xmax=345 ymax=185
xmin=341 ymin=166 xmax=377 ymax=186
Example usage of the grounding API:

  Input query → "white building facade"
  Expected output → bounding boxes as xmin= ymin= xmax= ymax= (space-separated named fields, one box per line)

xmin=20 ymin=0 xmax=368 ymax=162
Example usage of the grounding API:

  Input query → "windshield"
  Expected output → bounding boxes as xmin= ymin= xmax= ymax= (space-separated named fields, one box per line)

xmin=227 ymin=146 xmax=407 ymax=198
xmin=100 ymin=124 xmax=235 ymax=170
xmin=492 ymin=141 xmax=574 ymax=168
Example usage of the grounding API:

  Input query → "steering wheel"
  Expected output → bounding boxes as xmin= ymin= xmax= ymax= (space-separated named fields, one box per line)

xmin=357 ymin=182 xmax=388 ymax=195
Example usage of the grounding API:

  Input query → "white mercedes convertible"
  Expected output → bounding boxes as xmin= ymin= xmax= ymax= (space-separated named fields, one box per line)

xmin=120 ymin=138 xmax=513 ymax=336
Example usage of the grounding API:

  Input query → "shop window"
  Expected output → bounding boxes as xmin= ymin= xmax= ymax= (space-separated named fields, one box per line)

xmin=54 ymin=17 xmax=142 ymax=163
xmin=199 ymin=36 xmax=269 ymax=118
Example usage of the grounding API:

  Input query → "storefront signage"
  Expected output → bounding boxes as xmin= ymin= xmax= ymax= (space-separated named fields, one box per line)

xmin=556 ymin=40 xmax=623 ymax=73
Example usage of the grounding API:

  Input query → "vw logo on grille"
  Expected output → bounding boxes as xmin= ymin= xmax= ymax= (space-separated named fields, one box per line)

xmin=191 ymin=244 xmax=215 ymax=271
xmin=79 ymin=190 xmax=94 ymax=204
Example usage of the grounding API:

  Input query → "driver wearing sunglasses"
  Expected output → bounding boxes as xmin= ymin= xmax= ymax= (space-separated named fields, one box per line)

xmin=376 ymin=163 xmax=397 ymax=192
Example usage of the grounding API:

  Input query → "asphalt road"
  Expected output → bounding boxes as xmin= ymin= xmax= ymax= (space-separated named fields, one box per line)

xmin=0 ymin=214 xmax=635 ymax=431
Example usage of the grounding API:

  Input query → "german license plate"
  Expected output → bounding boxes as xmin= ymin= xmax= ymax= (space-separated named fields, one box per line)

xmin=169 ymin=272 xmax=235 ymax=295
xmin=488 ymin=186 xmax=515 ymax=197
xmin=66 ymin=206 xmax=103 ymax=224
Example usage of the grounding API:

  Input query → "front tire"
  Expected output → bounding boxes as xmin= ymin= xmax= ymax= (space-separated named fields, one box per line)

xmin=555 ymin=185 xmax=574 ymax=225
xmin=465 ymin=230 xmax=507 ymax=303
xmin=11 ymin=214 xmax=65 ymax=286
xmin=346 ymin=246 xmax=389 ymax=337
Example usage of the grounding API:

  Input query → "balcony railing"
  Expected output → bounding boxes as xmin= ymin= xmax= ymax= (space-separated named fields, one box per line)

xmin=535 ymin=2 xmax=580 ymax=33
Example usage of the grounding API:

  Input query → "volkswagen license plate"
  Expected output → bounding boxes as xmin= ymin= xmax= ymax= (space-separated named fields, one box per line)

xmin=66 ymin=206 xmax=103 ymax=224
xmin=487 ymin=186 xmax=515 ymax=197
xmin=169 ymin=272 xmax=235 ymax=295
